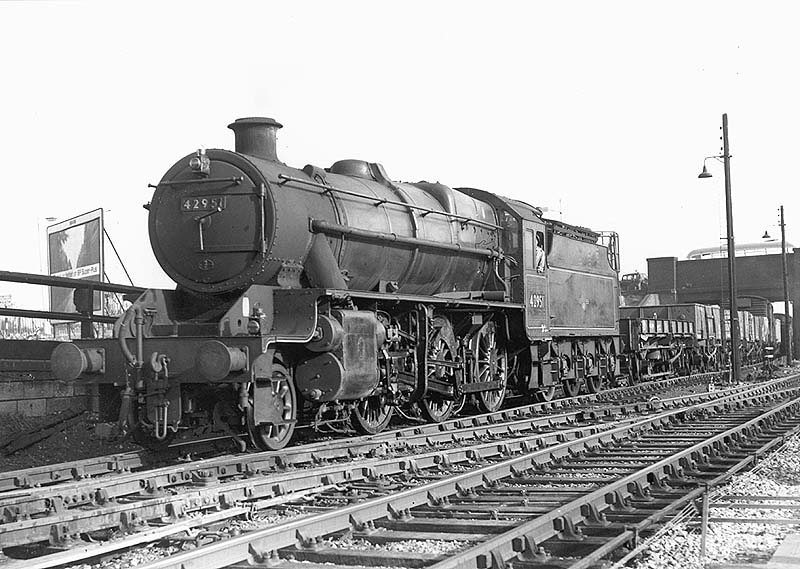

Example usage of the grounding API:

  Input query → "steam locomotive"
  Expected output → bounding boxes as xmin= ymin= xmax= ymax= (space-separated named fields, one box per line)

xmin=49 ymin=117 xmax=624 ymax=449
xmin=49 ymin=118 xmax=766 ymax=451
